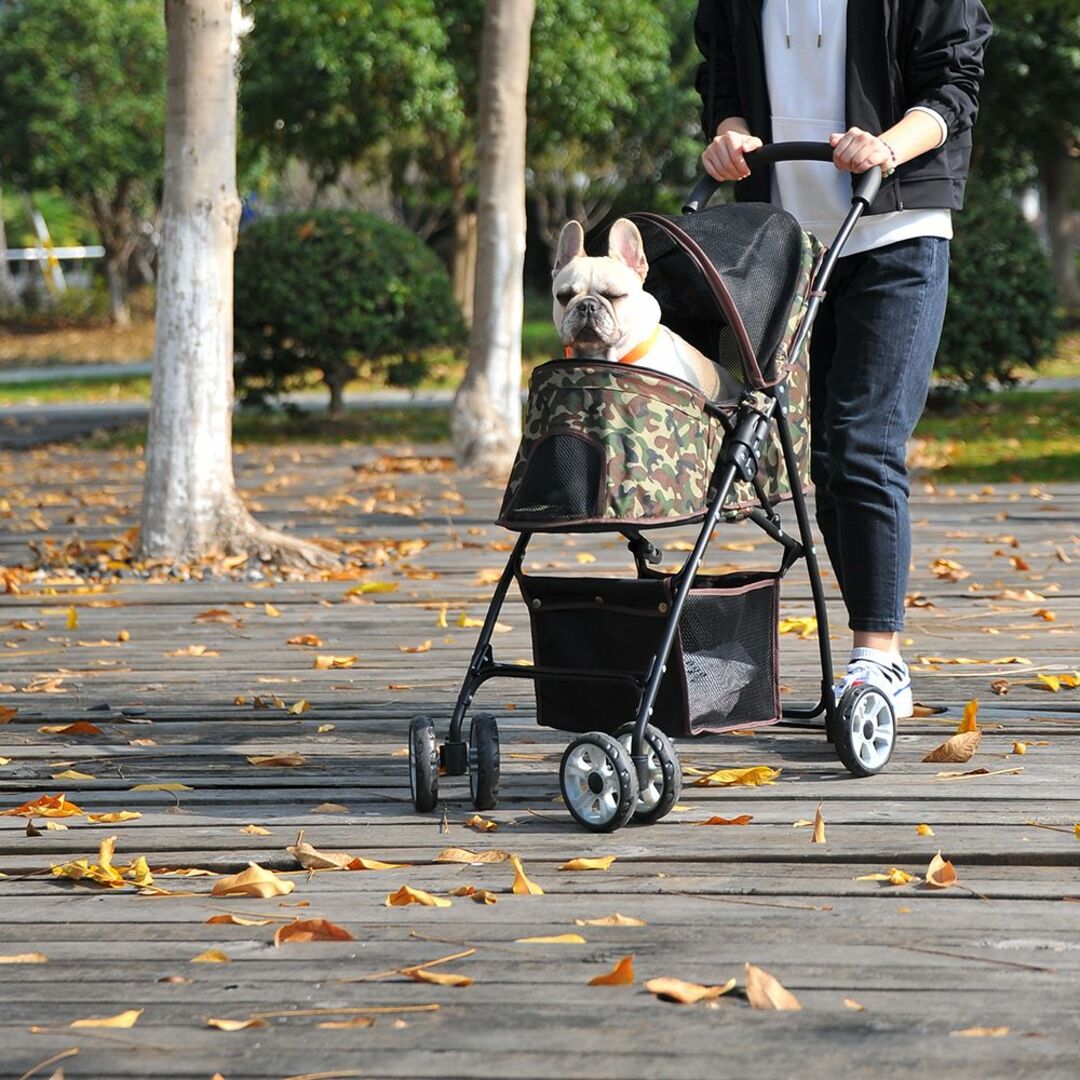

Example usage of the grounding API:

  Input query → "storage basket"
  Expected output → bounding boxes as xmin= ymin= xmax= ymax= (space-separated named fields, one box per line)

xmin=519 ymin=570 xmax=780 ymax=738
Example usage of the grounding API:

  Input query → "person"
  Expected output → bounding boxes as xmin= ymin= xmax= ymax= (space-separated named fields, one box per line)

xmin=693 ymin=1 xmax=991 ymax=718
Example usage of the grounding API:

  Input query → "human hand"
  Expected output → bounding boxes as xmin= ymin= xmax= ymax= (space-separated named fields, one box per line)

xmin=829 ymin=127 xmax=894 ymax=174
xmin=702 ymin=130 xmax=765 ymax=181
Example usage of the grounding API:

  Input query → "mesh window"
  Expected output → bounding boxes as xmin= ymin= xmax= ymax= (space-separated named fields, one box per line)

xmin=678 ymin=574 xmax=780 ymax=733
xmin=507 ymin=431 xmax=603 ymax=523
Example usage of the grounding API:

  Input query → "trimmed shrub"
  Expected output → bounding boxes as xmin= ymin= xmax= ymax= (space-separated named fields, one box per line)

xmin=234 ymin=211 xmax=465 ymax=414
xmin=935 ymin=180 xmax=1059 ymax=395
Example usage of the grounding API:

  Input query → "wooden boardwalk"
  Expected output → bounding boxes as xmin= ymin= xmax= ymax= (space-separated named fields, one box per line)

xmin=1 ymin=440 xmax=1078 ymax=1079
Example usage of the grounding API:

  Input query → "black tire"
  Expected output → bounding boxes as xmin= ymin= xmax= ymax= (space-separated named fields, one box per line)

xmin=834 ymin=685 xmax=896 ymax=777
xmin=408 ymin=715 xmax=439 ymax=812
xmin=614 ymin=722 xmax=682 ymax=824
xmin=559 ymin=731 xmax=639 ymax=833
xmin=469 ymin=713 xmax=500 ymax=811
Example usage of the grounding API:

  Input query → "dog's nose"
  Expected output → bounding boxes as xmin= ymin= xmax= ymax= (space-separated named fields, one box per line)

xmin=577 ymin=296 xmax=600 ymax=317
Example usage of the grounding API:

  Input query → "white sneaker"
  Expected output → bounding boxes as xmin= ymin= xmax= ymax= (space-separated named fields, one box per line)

xmin=834 ymin=647 xmax=913 ymax=719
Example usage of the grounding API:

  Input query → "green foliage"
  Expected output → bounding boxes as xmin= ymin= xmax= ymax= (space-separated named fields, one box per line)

xmin=936 ymin=182 xmax=1060 ymax=393
xmin=233 ymin=211 xmax=465 ymax=409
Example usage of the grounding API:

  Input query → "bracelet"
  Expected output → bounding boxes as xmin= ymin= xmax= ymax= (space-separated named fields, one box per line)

xmin=880 ymin=139 xmax=898 ymax=177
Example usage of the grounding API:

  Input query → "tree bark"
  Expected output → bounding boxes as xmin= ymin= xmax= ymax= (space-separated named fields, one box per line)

xmin=451 ymin=0 xmax=535 ymax=478
xmin=1041 ymin=143 xmax=1080 ymax=311
xmin=139 ymin=0 xmax=331 ymax=567
xmin=104 ymin=251 xmax=132 ymax=327
xmin=0 ymin=183 xmax=20 ymax=310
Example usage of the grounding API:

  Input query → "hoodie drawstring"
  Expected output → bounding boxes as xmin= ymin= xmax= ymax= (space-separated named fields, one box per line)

xmin=785 ymin=0 xmax=824 ymax=48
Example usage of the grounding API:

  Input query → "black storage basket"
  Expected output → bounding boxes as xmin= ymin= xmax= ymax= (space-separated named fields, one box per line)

xmin=519 ymin=571 xmax=780 ymax=738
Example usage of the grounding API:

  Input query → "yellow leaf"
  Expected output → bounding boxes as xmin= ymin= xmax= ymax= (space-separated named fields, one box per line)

xmin=744 ymin=962 xmax=802 ymax=1011
xmin=457 ymin=611 xmax=484 ymax=628
xmin=574 ymin=913 xmax=646 ymax=927
xmin=71 ymin=1009 xmax=142 ymax=1029
xmin=1012 ymin=741 xmax=1027 ymax=756
xmin=0 ymin=952 xmax=48 ymax=963
xmin=692 ymin=765 xmax=781 ymax=787
xmin=515 ymin=934 xmax=586 ymax=944
xmin=317 ymin=1017 xmax=374 ymax=1029
xmin=922 ymin=730 xmax=981 ymax=763
xmin=950 ymin=1026 xmax=1010 ymax=1038
xmin=1037 ymin=674 xmax=1061 ymax=692
xmin=777 ymin=616 xmax=817 ymax=639
xmin=287 ymin=699 xmax=310 ymax=716
xmin=2 ymin=793 xmax=83 ymax=818
xmin=1074 ymin=823 xmax=1080 ymax=840
xmin=287 ymin=634 xmax=324 ymax=647
xmin=211 ymin=863 xmax=296 ymax=899
xmin=475 ymin=568 xmax=503 ymax=585
xmin=559 ymin=856 xmax=616 ymax=871
xmin=464 ymin=814 xmax=499 ymax=833
xmin=346 ymin=581 xmax=398 ymax=595
xmin=274 ymin=918 xmax=354 ymax=945
xmin=696 ymin=815 xmax=753 ymax=826
xmin=39 ymin=721 xmax=103 ymax=736
xmin=811 ymin=805 xmax=826 ymax=845
xmin=645 ymin=976 xmax=737 ymax=1004
xmin=317 ymin=723 xmax=335 ymax=733
xmin=51 ymin=769 xmax=96 ymax=781
xmin=925 ymin=851 xmax=958 ymax=889
xmin=916 ymin=823 xmax=935 ymax=837
xmin=434 ymin=847 xmax=511 ymax=864
xmin=0 ymin=757 xmax=10 ymax=766
xmin=66 ymin=606 xmax=78 ymax=630
xmin=404 ymin=968 xmax=473 ymax=987
xmin=436 ymin=603 xmax=448 ymax=628
xmin=509 ymin=854 xmax=544 ymax=895
xmin=247 ymin=752 xmax=307 ymax=767
xmin=957 ymin=699 xmax=980 ymax=733
xmin=575 ymin=552 xmax=597 ymax=564
xmin=448 ymin=885 xmax=499 ymax=904
xmin=264 ymin=602 xmax=282 ymax=618
xmin=44 ymin=820 xmax=68 ymax=831
xmin=206 ymin=1016 xmax=266 ymax=1032
xmin=311 ymin=802 xmax=349 ymax=813
xmin=314 ymin=655 xmax=358 ymax=669
xmin=398 ymin=640 xmax=433 ymax=654
xmin=166 ymin=644 xmax=220 ymax=657
xmin=205 ymin=914 xmax=273 ymax=927
xmin=588 ymin=954 xmax=635 ymax=985
xmin=130 ymin=783 xmax=192 ymax=792
xmin=843 ymin=998 xmax=866 ymax=1011
xmin=855 ymin=867 xmax=920 ymax=886
xmin=385 ymin=884 xmax=451 ymax=908
xmin=1033 ymin=608 xmax=1056 ymax=621
xmin=240 ymin=824 xmax=271 ymax=836
xmin=192 ymin=949 xmax=231 ymax=963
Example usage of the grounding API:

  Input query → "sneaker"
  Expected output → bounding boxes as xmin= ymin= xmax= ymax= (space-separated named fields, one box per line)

xmin=834 ymin=647 xmax=913 ymax=719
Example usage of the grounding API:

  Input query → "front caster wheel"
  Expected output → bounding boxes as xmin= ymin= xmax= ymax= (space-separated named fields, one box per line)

xmin=408 ymin=715 xmax=439 ymax=812
xmin=615 ymin=722 xmax=682 ymax=824
xmin=834 ymin=685 xmax=896 ymax=777
xmin=469 ymin=713 xmax=500 ymax=811
xmin=559 ymin=732 xmax=639 ymax=833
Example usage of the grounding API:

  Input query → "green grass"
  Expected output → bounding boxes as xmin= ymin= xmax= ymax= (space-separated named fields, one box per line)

xmin=0 ymin=374 xmax=152 ymax=405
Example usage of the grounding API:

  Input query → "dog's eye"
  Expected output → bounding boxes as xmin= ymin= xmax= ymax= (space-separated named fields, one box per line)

xmin=602 ymin=292 xmax=627 ymax=302
xmin=555 ymin=289 xmax=574 ymax=304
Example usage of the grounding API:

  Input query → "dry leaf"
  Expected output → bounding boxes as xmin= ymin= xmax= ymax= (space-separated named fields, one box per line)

xmin=696 ymin=815 xmax=753 ymax=826
xmin=385 ymin=885 xmax=451 ymax=908
xmin=448 ymin=885 xmax=499 ymax=904
xmin=922 ymin=730 xmax=981 ymax=763
xmin=191 ymin=949 xmax=231 ymax=963
xmin=2 ymin=793 xmax=83 ymax=818
xmin=510 ymin=854 xmax=544 ymax=895
xmin=166 ymin=644 xmax=219 ymax=658
xmin=515 ymin=934 xmax=586 ymax=944
xmin=0 ymin=952 xmax=47 ymax=963
xmin=744 ymin=963 xmax=802 ymax=1011
xmin=950 ymin=1026 xmax=1010 ymax=1038
xmin=777 ymin=615 xmax=817 ymax=639
xmin=588 ymin=955 xmax=635 ymax=985
xmin=211 ymin=863 xmax=296 ymax=899
xmin=70 ymin=1009 xmax=142 ymax=1029
xmin=205 ymin=914 xmax=272 ymax=927
xmin=318 ymin=1017 xmax=374 ymax=1029
xmin=130 ymin=783 xmax=192 ymax=792
xmin=957 ymin=700 xmax=980 ymax=733
xmin=287 ymin=634 xmax=324 ymax=647
xmin=247 ymin=752 xmax=307 ymax=767
xmin=240 ymin=824 xmax=271 ymax=836
xmin=645 ymin=976 xmax=736 ymax=1004
xmin=916 ymin=824 xmax=935 ymax=837
xmin=346 ymin=581 xmax=398 ymax=595
xmin=264 ymin=602 xmax=282 ymax=617
xmin=435 ymin=604 xmax=448 ymax=629
xmin=275 ymin=918 xmax=354 ymax=945
xmin=66 ymin=606 xmax=79 ymax=630
xmin=843 ymin=998 xmax=866 ymax=1011
xmin=38 ymin=722 xmax=102 ymax=736
xmin=855 ymin=868 xmax=920 ymax=886
xmin=288 ymin=831 xmax=407 ymax=871
xmin=1012 ymin=742 xmax=1028 ymax=756
xmin=51 ymin=770 xmax=96 ymax=781
xmin=692 ymin=765 xmax=781 ymax=787
xmin=925 ymin=851 xmax=958 ymax=889
xmin=86 ymin=811 xmax=141 ymax=824
xmin=574 ymin=913 xmax=646 ymax=927
xmin=811 ymin=805 xmax=826 ymax=845
xmin=457 ymin=612 xmax=484 ymax=628
xmin=434 ymin=847 xmax=511 ymax=864
xmin=464 ymin=814 xmax=498 ymax=833
xmin=559 ymin=856 xmax=616 ymax=871
xmin=287 ymin=699 xmax=310 ymax=716
xmin=206 ymin=1017 xmax=266 ymax=1032
xmin=404 ymin=968 xmax=473 ymax=987
xmin=398 ymin=641 xmax=433 ymax=654
xmin=314 ymin=655 xmax=358 ymax=669
xmin=311 ymin=802 xmax=349 ymax=813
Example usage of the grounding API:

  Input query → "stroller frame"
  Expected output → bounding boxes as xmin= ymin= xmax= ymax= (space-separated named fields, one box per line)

xmin=409 ymin=145 xmax=896 ymax=831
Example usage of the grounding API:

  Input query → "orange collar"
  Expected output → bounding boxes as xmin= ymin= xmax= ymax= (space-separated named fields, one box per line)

xmin=564 ymin=326 xmax=662 ymax=365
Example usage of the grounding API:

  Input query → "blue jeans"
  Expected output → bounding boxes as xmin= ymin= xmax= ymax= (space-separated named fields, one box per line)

xmin=808 ymin=236 xmax=950 ymax=633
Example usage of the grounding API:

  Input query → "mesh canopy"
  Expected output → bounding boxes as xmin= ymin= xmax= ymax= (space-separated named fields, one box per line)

xmin=627 ymin=204 xmax=806 ymax=385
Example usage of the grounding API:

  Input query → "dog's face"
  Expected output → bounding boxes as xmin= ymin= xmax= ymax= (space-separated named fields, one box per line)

xmin=552 ymin=218 xmax=661 ymax=359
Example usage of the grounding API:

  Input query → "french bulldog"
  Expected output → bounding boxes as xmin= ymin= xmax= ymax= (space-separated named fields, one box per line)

xmin=552 ymin=218 xmax=736 ymax=399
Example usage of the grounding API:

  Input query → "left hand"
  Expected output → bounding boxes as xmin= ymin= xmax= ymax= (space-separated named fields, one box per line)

xmin=829 ymin=127 xmax=893 ymax=174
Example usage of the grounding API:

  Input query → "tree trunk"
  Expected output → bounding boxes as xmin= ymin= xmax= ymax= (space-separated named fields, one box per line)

xmin=324 ymin=363 xmax=348 ymax=419
xmin=104 ymin=250 xmax=132 ymax=327
xmin=452 ymin=210 xmax=479 ymax=326
xmin=0 ymin=183 xmax=21 ymax=310
xmin=1041 ymin=144 xmax=1080 ymax=311
xmin=451 ymin=0 xmax=535 ymax=477
xmin=139 ymin=0 xmax=331 ymax=567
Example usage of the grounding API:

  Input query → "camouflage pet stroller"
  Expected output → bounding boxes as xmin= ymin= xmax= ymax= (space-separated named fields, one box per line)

xmin=408 ymin=144 xmax=896 ymax=832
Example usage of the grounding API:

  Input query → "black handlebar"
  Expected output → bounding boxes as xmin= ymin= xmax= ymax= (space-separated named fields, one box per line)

xmin=682 ymin=141 xmax=883 ymax=214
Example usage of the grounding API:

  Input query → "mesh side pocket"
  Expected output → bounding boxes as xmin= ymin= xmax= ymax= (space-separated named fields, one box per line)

xmin=678 ymin=574 xmax=780 ymax=734
xmin=506 ymin=430 xmax=603 ymax=523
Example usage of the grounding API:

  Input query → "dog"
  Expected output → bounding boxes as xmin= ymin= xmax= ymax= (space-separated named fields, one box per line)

xmin=552 ymin=218 xmax=736 ymax=399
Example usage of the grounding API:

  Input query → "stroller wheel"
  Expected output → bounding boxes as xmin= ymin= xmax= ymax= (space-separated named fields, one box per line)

xmin=615 ymin=722 xmax=682 ymax=824
xmin=468 ymin=713 xmax=500 ymax=811
xmin=834 ymin=685 xmax=896 ymax=777
xmin=559 ymin=732 xmax=639 ymax=833
xmin=408 ymin=715 xmax=439 ymax=812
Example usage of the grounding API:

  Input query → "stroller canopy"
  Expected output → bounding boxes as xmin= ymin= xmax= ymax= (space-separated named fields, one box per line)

xmin=624 ymin=204 xmax=815 ymax=389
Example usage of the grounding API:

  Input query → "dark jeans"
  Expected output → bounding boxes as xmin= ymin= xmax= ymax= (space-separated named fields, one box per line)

xmin=808 ymin=235 xmax=950 ymax=633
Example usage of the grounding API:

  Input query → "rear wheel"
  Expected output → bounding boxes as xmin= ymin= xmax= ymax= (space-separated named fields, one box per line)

xmin=408 ymin=716 xmax=439 ymax=812
xmin=468 ymin=713 xmax=500 ymax=811
xmin=834 ymin=685 xmax=896 ymax=776
xmin=559 ymin=732 xmax=639 ymax=833
xmin=615 ymin=722 xmax=682 ymax=824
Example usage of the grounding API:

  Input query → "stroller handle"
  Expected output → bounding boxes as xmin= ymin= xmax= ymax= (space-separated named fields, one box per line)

xmin=683 ymin=141 xmax=883 ymax=214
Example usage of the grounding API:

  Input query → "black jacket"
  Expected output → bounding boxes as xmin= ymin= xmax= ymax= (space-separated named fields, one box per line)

xmin=693 ymin=1 xmax=992 ymax=214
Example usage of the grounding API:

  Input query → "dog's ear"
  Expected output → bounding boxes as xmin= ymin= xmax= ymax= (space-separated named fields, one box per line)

xmin=607 ymin=218 xmax=648 ymax=280
xmin=553 ymin=220 xmax=586 ymax=277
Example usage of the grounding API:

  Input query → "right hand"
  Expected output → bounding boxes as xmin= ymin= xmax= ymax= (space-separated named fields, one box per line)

xmin=702 ymin=131 xmax=764 ymax=181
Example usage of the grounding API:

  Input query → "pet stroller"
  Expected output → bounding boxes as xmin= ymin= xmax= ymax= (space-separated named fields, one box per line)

xmin=408 ymin=144 xmax=897 ymax=832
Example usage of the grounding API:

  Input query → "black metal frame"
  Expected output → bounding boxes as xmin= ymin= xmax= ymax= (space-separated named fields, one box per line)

xmin=439 ymin=144 xmax=882 ymax=790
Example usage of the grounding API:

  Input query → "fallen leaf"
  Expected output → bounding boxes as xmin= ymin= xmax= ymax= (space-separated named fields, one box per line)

xmin=645 ymin=976 xmax=736 ymax=1004
xmin=916 ymin=824 xmax=935 ymax=837
xmin=247 ymin=752 xmax=307 ymax=767
xmin=0 ymin=705 xmax=17 ymax=723
xmin=385 ymin=885 xmax=451 ymax=908
xmin=71 ymin=1009 xmax=142 ymax=1029
xmin=44 ymin=820 xmax=68 ymax=831
xmin=206 ymin=1017 xmax=266 ymax=1032
xmin=314 ymin=655 xmax=358 ymax=669
xmin=934 ymin=766 xmax=1024 ymax=781
xmin=957 ymin=699 xmax=980 ymax=733
xmin=696 ymin=815 xmax=753 ymax=826
xmin=66 ymin=606 xmax=79 ymax=630
xmin=588 ymin=955 xmax=635 ymax=985
xmin=950 ymin=1026 xmax=1010 ymax=1038
xmin=404 ymin=968 xmax=473 ymax=987
xmin=130 ymin=783 xmax=192 ymax=792
xmin=464 ymin=814 xmax=498 ymax=833
xmin=398 ymin=641 xmax=433 ymax=654
xmin=744 ymin=962 xmax=802 ymax=1010
xmin=205 ymin=914 xmax=273 ymax=927
xmin=925 ymin=851 xmax=958 ymax=889
xmin=275 ymin=918 xmax=355 ymax=945
xmin=435 ymin=604 xmax=448 ymax=629
xmin=240 ymin=824 xmax=271 ymax=836
xmin=922 ymin=730 xmax=981 ymax=763
xmin=811 ymin=805 xmax=826 ymax=845
xmin=311 ymin=802 xmax=349 ymax=814
xmin=191 ymin=949 xmax=231 ymax=963
xmin=457 ymin=612 xmax=484 ymax=628
xmin=264 ymin=602 xmax=282 ymax=617
xmin=51 ymin=770 xmax=96 ymax=781
xmin=287 ymin=634 xmax=324 ymax=647
xmin=692 ymin=766 xmax=781 ymax=787
xmin=843 ymin=998 xmax=866 ymax=1011
xmin=86 ymin=811 xmax=142 ymax=824
xmin=448 ymin=885 xmax=499 ymax=904
xmin=317 ymin=1017 xmax=374 ymax=1029
xmin=778 ymin=616 xmax=817 ymax=639
xmin=2 ymin=793 xmax=83 ymax=818
xmin=346 ymin=581 xmax=398 ymax=595
xmin=510 ymin=854 xmax=544 ymax=895
xmin=1012 ymin=742 xmax=1028 ymax=756
xmin=559 ymin=856 xmax=616 ymax=871
xmin=434 ymin=847 xmax=511 ymax=864
xmin=166 ymin=644 xmax=219 ymax=658
xmin=0 ymin=952 xmax=48 ymax=963
xmin=287 ymin=699 xmax=310 ymax=716
xmin=287 ymin=831 xmax=407 ymax=871
xmin=855 ymin=868 xmax=920 ymax=886
xmin=38 ymin=722 xmax=103 ymax=736
xmin=211 ymin=863 xmax=296 ymax=899
xmin=574 ymin=913 xmax=646 ymax=927
xmin=515 ymin=934 xmax=586 ymax=944
xmin=1037 ymin=674 xmax=1061 ymax=692
xmin=575 ymin=552 xmax=597 ymax=564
